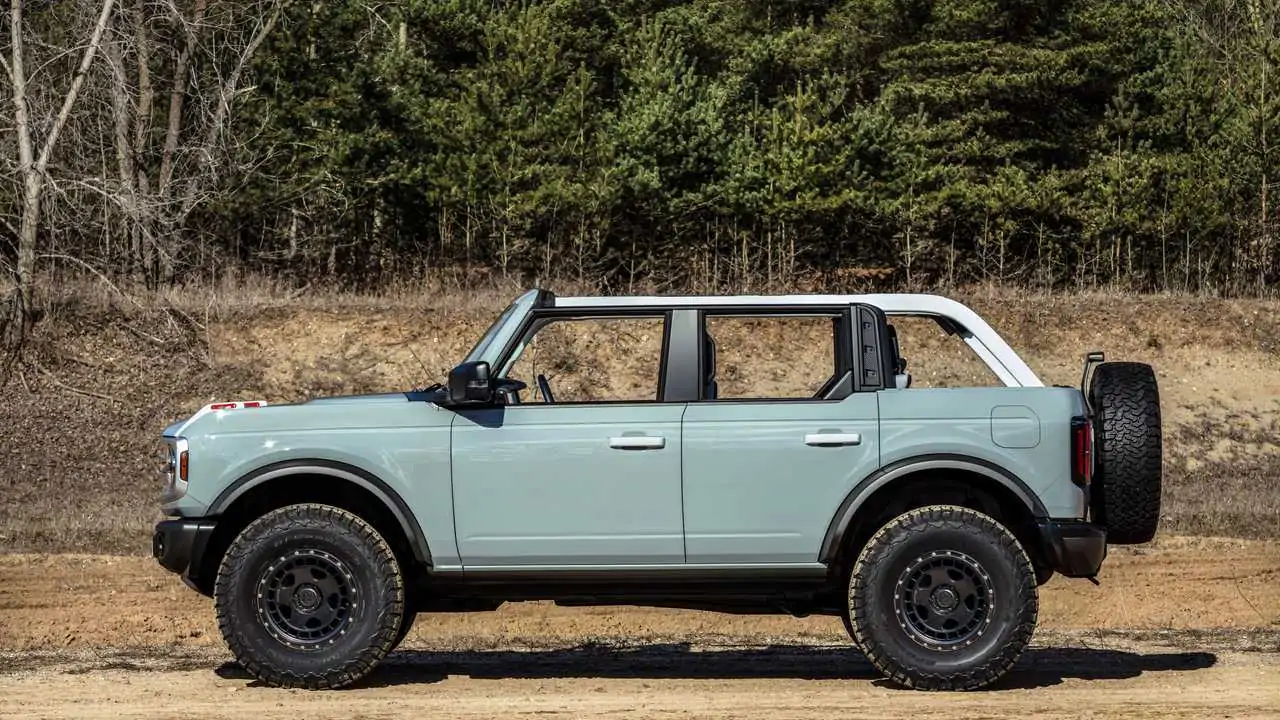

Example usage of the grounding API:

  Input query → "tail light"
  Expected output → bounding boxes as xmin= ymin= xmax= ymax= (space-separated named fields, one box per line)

xmin=1071 ymin=416 xmax=1092 ymax=486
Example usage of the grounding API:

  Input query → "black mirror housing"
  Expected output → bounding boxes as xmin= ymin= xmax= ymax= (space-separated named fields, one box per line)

xmin=448 ymin=361 xmax=494 ymax=404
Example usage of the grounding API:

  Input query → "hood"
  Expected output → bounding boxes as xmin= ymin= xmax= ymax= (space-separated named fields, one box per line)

xmin=305 ymin=385 xmax=450 ymax=405
xmin=161 ymin=387 xmax=451 ymax=438
xmin=162 ymin=394 xmax=408 ymax=437
xmin=304 ymin=392 xmax=413 ymax=405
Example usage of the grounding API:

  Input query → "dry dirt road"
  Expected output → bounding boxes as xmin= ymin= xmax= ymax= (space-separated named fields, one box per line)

xmin=1 ymin=536 xmax=1278 ymax=719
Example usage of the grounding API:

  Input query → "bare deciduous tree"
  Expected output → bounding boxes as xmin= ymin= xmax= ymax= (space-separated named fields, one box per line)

xmin=1 ymin=0 xmax=281 ymax=379
xmin=2 ymin=0 xmax=116 ymax=364
xmin=104 ymin=0 xmax=282 ymax=283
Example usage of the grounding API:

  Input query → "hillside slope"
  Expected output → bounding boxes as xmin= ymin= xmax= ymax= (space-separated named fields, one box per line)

xmin=1 ymin=287 xmax=1276 ymax=553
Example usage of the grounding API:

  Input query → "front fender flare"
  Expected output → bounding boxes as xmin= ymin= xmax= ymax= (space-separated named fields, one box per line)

xmin=208 ymin=459 xmax=431 ymax=564
xmin=818 ymin=454 xmax=1047 ymax=564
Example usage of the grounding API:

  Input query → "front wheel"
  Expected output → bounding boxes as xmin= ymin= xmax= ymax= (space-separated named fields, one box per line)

xmin=214 ymin=504 xmax=405 ymax=689
xmin=848 ymin=505 xmax=1037 ymax=690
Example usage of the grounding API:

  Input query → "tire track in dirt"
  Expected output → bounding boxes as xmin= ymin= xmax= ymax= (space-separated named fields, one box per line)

xmin=0 ymin=636 xmax=1275 ymax=719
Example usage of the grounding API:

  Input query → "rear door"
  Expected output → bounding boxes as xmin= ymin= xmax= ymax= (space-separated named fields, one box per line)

xmin=680 ymin=307 xmax=881 ymax=564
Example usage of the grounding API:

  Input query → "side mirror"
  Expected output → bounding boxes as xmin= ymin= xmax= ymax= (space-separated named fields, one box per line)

xmin=448 ymin=361 xmax=494 ymax=404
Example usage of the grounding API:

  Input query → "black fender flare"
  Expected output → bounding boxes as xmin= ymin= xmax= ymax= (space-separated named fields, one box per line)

xmin=208 ymin=459 xmax=431 ymax=565
xmin=818 ymin=454 xmax=1047 ymax=564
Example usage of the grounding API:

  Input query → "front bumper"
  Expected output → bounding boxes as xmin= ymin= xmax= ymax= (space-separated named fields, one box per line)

xmin=153 ymin=519 xmax=216 ymax=590
xmin=1036 ymin=520 xmax=1107 ymax=578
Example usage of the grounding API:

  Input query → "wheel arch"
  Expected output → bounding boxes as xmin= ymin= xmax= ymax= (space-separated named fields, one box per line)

xmin=819 ymin=455 xmax=1049 ymax=580
xmin=190 ymin=460 xmax=431 ymax=595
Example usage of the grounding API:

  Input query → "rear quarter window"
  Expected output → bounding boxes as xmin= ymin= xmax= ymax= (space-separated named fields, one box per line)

xmin=891 ymin=316 xmax=1002 ymax=388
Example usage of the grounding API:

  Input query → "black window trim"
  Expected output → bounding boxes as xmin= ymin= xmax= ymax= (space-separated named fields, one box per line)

xmin=693 ymin=306 xmax=857 ymax=404
xmin=490 ymin=307 xmax=679 ymax=407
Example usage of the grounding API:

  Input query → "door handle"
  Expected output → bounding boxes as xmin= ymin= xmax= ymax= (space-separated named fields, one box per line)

xmin=804 ymin=432 xmax=862 ymax=447
xmin=609 ymin=435 xmax=666 ymax=450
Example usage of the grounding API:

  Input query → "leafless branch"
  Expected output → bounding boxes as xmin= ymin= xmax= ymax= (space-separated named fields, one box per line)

xmin=37 ymin=252 xmax=143 ymax=308
xmin=158 ymin=0 xmax=207 ymax=197
xmin=179 ymin=2 xmax=282 ymax=224
xmin=35 ymin=0 xmax=118 ymax=175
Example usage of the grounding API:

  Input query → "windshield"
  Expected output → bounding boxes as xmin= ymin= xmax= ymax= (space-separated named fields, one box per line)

xmin=462 ymin=302 xmax=519 ymax=364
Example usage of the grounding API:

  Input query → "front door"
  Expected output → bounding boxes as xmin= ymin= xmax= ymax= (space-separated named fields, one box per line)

xmin=450 ymin=312 xmax=686 ymax=568
xmin=681 ymin=309 xmax=881 ymax=564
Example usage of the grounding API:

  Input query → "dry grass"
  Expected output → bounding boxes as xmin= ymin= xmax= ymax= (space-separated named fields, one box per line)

xmin=1 ymin=278 xmax=1277 ymax=553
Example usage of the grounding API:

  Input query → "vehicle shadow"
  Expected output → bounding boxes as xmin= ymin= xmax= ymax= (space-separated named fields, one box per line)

xmin=215 ymin=643 xmax=1217 ymax=690
xmin=992 ymin=646 xmax=1217 ymax=690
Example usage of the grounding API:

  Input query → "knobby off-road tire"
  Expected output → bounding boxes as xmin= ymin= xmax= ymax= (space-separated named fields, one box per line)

xmin=1089 ymin=362 xmax=1162 ymax=544
xmin=849 ymin=506 xmax=1037 ymax=690
xmin=215 ymin=504 xmax=405 ymax=689
xmin=392 ymin=610 xmax=417 ymax=650
xmin=841 ymin=608 xmax=857 ymax=645
xmin=838 ymin=605 xmax=867 ymax=654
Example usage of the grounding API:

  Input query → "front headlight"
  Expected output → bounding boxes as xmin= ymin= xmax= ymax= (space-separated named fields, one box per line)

xmin=161 ymin=437 xmax=190 ymax=502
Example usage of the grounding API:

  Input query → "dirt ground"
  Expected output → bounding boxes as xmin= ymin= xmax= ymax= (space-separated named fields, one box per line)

xmin=0 ymin=536 xmax=1277 ymax=718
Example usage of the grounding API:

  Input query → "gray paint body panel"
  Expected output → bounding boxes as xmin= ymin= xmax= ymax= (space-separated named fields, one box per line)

xmin=878 ymin=387 xmax=1085 ymax=518
xmin=681 ymin=395 xmax=880 ymax=563
xmin=451 ymin=404 xmax=688 ymax=566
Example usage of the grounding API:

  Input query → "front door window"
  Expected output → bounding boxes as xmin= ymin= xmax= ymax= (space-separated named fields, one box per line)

xmin=503 ymin=315 xmax=666 ymax=404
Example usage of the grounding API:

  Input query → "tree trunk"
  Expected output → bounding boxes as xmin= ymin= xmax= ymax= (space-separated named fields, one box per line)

xmin=153 ymin=0 xmax=209 ymax=283
xmin=6 ymin=0 xmax=38 ymax=355
xmin=105 ymin=20 xmax=140 ymax=277
xmin=131 ymin=0 xmax=156 ymax=278
xmin=158 ymin=0 xmax=208 ymax=197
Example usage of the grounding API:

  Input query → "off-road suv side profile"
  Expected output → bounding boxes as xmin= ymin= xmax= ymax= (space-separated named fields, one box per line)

xmin=152 ymin=290 xmax=1161 ymax=690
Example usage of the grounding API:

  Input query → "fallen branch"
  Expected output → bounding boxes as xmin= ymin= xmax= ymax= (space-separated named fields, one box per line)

xmin=1234 ymin=578 xmax=1271 ymax=625
xmin=118 ymin=320 xmax=169 ymax=347
xmin=161 ymin=301 xmax=207 ymax=333
xmin=60 ymin=354 xmax=104 ymax=370
xmin=33 ymin=362 xmax=114 ymax=402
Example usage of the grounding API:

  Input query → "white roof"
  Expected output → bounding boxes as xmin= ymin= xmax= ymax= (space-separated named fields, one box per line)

xmin=560 ymin=292 xmax=962 ymax=312
xmin=557 ymin=293 xmax=1043 ymax=387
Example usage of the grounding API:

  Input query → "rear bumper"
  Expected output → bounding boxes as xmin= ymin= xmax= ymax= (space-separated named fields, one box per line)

xmin=1037 ymin=520 xmax=1107 ymax=578
xmin=152 ymin=518 xmax=216 ymax=590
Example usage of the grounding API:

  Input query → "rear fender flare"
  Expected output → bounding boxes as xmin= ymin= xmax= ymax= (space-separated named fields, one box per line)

xmin=818 ymin=454 xmax=1046 ymax=564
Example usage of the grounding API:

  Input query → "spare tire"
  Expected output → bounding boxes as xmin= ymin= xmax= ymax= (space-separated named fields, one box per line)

xmin=1088 ymin=362 xmax=1162 ymax=544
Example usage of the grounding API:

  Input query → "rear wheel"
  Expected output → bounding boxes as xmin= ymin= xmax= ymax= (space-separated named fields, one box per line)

xmin=392 ymin=611 xmax=417 ymax=650
xmin=849 ymin=505 xmax=1037 ymax=690
xmin=215 ymin=504 xmax=405 ymax=689
xmin=1089 ymin=362 xmax=1162 ymax=544
xmin=840 ymin=606 xmax=859 ymax=648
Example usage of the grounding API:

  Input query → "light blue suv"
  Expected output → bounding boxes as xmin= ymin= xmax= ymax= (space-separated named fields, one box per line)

xmin=152 ymin=289 xmax=1162 ymax=690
